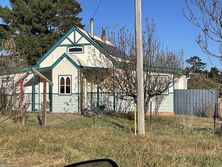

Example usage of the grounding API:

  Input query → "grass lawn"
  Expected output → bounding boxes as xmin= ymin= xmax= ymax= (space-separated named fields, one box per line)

xmin=0 ymin=113 xmax=222 ymax=166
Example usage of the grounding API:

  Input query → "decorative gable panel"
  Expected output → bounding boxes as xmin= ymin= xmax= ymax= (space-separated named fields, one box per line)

xmin=37 ymin=26 xmax=114 ymax=69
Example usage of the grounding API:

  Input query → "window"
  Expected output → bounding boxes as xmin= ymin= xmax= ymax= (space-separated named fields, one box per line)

xmin=68 ymin=46 xmax=83 ymax=54
xmin=59 ymin=76 xmax=71 ymax=95
xmin=60 ymin=77 xmax=65 ymax=94
xmin=66 ymin=77 xmax=71 ymax=94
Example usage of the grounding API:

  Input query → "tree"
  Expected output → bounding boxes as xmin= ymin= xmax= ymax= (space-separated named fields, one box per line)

xmin=0 ymin=0 xmax=84 ymax=65
xmin=101 ymin=19 xmax=182 ymax=113
xmin=185 ymin=56 xmax=206 ymax=73
xmin=0 ymin=38 xmax=28 ymax=116
xmin=184 ymin=0 xmax=222 ymax=59
xmin=209 ymin=67 xmax=221 ymax=83
xmin=0 ymin=37 xmax=27 ymax=70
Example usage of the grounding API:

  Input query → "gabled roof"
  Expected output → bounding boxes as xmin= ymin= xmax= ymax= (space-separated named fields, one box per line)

xmin=145 ymin=66 xmax=183 ymax=74
xmin=37 ymin=53 xmax=80 ymax=71
xmin=0 ymin=26 xmax=183 ymax=76
xmin=115 ymin=61 xmax=183 ymax=74
xmin=36 ymin=26 xmax=115 ymax=67
xmin=36 ymin=27 xmax=76 ymax=66
xmin=94 ymin=39 xmax=126 ymax=58
xmin=0 ymin=53 xmax=80 ymax=76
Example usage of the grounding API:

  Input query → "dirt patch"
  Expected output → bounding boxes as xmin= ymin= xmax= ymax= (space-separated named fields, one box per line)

xmin=47 ymin=113 xmax=80 ymax=125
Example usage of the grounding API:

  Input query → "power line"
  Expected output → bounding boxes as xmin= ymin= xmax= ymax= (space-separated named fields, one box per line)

xmin=92 ymin=0 xmax=103 ymax=19
xmin=86 ymin=0 xmax=103 ymax=30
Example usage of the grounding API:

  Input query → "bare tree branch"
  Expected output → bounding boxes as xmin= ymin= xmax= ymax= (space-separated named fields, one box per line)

xmin=100 ymin=19 xmax=182 ymax=113
xmin=184 ymin=0 xmax=222 ymax=59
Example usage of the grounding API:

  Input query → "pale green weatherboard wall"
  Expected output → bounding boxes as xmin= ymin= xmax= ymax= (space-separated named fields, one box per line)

xmin=156 ymin=93 xmax=174 ymax=112
xmin=51 ymin=94 xmax=79 ymax=113
xmin=51 ymin=56 xmax=80 ymax=113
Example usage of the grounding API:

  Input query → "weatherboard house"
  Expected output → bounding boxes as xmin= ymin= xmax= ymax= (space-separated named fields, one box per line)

xmin=0 ymin=21 xmax=187 ymax=115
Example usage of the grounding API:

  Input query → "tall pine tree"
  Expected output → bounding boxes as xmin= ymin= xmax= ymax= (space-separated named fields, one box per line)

xmin=185 ymin=56 xmax=206 ymax=73
xmin=0 ymin=0 xmax=84 ymax=65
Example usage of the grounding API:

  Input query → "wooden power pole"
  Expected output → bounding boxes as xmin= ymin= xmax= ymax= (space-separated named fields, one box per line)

xmin=135 ymin=0 xmax=145 ymax=135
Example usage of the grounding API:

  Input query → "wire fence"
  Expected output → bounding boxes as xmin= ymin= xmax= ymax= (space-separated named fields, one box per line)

xmin=0 ymin=92 xmax=135 ymax=114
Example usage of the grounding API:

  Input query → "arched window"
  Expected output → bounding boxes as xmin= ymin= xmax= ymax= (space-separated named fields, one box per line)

xmin=59 ymin=76 xmax=71 ymax=95
xmin=66 ymin=77 xmax=71 ymax=94
xmin=60 ymin=77 xmax=65 ymax=94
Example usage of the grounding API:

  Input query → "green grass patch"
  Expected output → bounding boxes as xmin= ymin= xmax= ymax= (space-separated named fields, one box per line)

xmin=0 ymin=113 xmax=222 ymax=166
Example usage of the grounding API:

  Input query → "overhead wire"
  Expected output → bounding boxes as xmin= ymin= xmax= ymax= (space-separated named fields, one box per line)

xmin=86 ymin=0 xmax=103 ymax=30
xmin=92 ymin=0 xmax=103 ymax=19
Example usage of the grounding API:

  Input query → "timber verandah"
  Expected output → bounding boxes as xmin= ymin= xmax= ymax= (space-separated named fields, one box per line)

xmin=0 ymin=67 xmax=134 ymax=114
xmin=0 ymin=65 xmax=182 ymax=114
xmin=1 ymin=92 xmax=135 ymax=114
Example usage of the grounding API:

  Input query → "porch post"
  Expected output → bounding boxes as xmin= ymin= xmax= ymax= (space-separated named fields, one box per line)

xmin=91 ymin=83 xmax=94 ymax=111
xmin=96 ymin=85 xmax=99 ymax=112
xmin=96 ymin=72 xmax=99 ymax=112
xmin=113 ymin=91 xmax=116 ymax=112
xmin=82 ymin=78 xmax=87 ymax=113
xmin=78 ymin=68 xmax=81 ymax=114
xmin=32 ymin=74 xmax=36 ymax=112
xmin=42 ymin=79 xmax=46 ymax=126
xmin=20 ymin=80 xmax=25 ymax=126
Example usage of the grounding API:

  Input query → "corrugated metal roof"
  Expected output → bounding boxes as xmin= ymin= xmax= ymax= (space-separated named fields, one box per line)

xmin=94 ymin=39 xmax=126 ymax=58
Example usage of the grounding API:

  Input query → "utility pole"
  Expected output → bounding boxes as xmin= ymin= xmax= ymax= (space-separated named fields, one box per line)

xmin=135 ymin=0 xmax=145 ymax=135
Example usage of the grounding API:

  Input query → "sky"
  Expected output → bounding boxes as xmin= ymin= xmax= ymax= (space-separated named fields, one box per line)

xmin=0 ymin=0 xmax=220 ymax=69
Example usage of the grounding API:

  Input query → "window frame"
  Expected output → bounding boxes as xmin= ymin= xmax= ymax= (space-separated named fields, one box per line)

xmin=58 ymin=75 xmax=72 ymax=95
xmin=67 ymin=46 xmax=84 ymax=54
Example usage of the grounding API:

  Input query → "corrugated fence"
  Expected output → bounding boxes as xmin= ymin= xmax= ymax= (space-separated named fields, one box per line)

xmin=174 ymin=89 xmax=218 ymax=116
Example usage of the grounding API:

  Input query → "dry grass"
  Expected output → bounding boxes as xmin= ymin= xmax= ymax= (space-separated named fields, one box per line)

xmin=0 ymin=113 xmax=222 ymax=167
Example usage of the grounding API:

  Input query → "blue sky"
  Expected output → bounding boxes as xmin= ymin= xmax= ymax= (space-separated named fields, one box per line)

xmin=0 ymin=0 xmax=220 ymax=69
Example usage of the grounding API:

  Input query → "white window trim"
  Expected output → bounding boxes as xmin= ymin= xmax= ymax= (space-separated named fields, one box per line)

xmin=67 ymin=46 xmax=84 ymax=54
xmin=58 ymin=75 xmax=72 ymax=95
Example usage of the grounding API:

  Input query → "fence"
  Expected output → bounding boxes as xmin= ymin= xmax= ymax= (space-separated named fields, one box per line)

xmin=1 ymin=91 xmax=174 ymax=114
xmin=174 ymin=89 xmax=218 ymax=116
xmin=0 ymin=92 xmax=7 ymax=110
xmin=0 ymin=92 xmax=135 ymax=114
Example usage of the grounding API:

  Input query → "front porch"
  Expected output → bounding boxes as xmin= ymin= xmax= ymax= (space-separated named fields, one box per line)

xmin=22 ymin=67 xmax=123 ymax=114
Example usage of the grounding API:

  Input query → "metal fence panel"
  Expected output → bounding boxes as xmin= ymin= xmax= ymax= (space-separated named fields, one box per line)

xmin=174 ymin=89 xmax=218 ymax=116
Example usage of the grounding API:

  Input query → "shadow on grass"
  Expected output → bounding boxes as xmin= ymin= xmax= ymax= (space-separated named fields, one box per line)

xmin=96 ymin=114 xmax=133 ymax=133
xmin=193 ymin=127 xmax=213 ymax=132
xmin=214 ymin=126 xmax=222 ymax=137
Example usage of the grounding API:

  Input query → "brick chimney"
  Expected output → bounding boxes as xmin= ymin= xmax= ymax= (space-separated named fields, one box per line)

xmin=101 ymin=27 xmax=106 ymax=42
